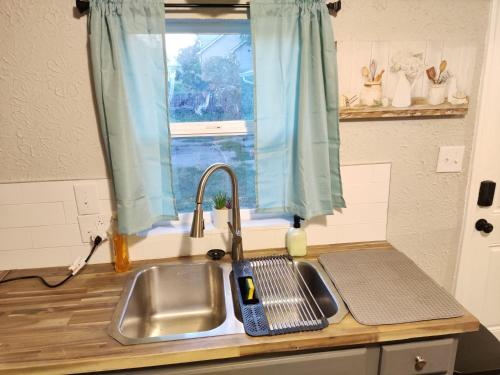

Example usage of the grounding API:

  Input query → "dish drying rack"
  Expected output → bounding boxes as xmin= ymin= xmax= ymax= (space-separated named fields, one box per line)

xmin=233 ymin=255 xmax=328 ymax=336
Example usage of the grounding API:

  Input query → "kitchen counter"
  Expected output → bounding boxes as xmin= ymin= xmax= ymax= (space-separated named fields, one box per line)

xmin=0 ymin=241 xmax=479 ymax=375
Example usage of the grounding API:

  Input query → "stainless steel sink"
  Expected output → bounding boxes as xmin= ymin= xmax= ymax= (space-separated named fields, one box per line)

xmin=231 ymin=259 xmax=347 ymax=326
xmin=109 ymin=262 xmax=244 ymax=345
xmin=293 ymin=260 xmax=346 ymax=324
xmin=109 ymin=259 xmax=347 ymax=345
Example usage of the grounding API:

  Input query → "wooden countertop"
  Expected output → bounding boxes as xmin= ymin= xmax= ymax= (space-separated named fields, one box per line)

xmin=0 ymin=241 xmax=479 ymax=375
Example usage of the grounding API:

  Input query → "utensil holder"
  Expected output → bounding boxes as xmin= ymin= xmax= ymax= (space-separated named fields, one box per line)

xmin=428 ymin=84 xmax=447 ymax=105
xmin=360 ymin=82 xmax=382 ymax=106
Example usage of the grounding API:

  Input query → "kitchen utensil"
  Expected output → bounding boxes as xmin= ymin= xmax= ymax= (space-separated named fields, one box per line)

xmin=361 ymin=66 xmax=370 ymax=82
xmin=426 ymin=66 xmax=437 ymax=83
xmin=437 ymin=60 xmax=447 ymax=83
xmin=369 ymin=60 xmax=377 ymax=81
xmin=439 ymin=60 xmax=447 ymax=75
xmin=374 ymin=69 xmax=385 ymax=82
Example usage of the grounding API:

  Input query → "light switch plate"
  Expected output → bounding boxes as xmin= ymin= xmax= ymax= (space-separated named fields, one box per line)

xmin=436 ymin=146 xmax=465 ymax=173
xmin=74 ymin=183 xmax=100 ymax=215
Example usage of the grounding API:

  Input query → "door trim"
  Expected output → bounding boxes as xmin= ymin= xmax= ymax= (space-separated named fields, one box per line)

xmin=454 ymin=0 xmax=500 ymax=307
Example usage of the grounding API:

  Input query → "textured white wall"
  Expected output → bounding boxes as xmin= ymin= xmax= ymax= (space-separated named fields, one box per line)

xmin=0 ymin=0 xmax=491 ymax=289
xmin=0 ymin=0 xmax=108 ymax=182
xmin=335 ymin=0 xmax=490 ymax=290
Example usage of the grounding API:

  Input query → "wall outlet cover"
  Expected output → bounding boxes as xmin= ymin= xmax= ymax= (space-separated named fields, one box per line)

xmin=436 ymin=146 xmax=465 ymax=173
xmin=74 ymin=183 xmax=100 ymax=215
xmin=78 ymin=214 xmax=111 ymax=243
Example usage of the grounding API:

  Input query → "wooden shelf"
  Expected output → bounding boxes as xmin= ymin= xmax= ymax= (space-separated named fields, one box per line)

xmin=339 ymin=97 xmax=468 ymax=121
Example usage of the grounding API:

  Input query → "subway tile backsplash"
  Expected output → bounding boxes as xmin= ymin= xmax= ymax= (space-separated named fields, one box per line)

xmin=0 ymin=164 xmax=390 ymax=270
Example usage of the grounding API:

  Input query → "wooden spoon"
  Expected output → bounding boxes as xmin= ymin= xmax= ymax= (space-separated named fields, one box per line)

xmin=437 ymin=60 xmax=447 ymax=83
xmin=426 ymin=66 xmax=437 ymax=83
xmin=439 ymin=60 xmax=447 ymax=74
xmin=375 ymin=69 xmax=385 ymax=82
xmin=361 ymin=66 xmax=370 ymax=82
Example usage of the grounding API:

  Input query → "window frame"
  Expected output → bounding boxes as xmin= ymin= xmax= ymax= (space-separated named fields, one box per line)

xmin=165 ymin=18 xmax=254 ymax=139
xmin=170 ymin=120 xmax=254 ymax=137
xmin=165 ymin=16 xmax=260 ymax=222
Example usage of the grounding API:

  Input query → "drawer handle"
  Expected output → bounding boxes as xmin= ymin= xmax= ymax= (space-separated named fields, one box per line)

xmin=415 ymin=355 xmax=427 ymax=371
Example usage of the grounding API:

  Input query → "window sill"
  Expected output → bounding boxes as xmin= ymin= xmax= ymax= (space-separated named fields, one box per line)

xmin=142 ymin=215 xmax=290 ymax=237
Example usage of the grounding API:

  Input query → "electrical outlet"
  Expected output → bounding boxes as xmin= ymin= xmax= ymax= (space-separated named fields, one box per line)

xmin=436 ymin=146 xmax=465 ymax=173
xmin=78 ymin=214 xmax=110 ymax=243
xmin=74 ymin=183 xmax=100 ymax=215
xmin=95 ymin=214 xmax=111 ymax=239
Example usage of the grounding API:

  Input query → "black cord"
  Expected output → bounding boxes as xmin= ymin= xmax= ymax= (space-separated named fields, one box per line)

xmin=0 ymin=236 xmax=104 ymax=288
xmin=85 ymin=235 xmax=103 ymax=262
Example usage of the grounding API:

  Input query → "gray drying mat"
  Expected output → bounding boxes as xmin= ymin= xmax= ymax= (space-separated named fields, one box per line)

xmin=319 ymin=249 xmax=464 ymax=325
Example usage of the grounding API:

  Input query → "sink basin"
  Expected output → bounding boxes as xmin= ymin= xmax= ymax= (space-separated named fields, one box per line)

xmin=109 ymin=259 xmax=347 ymax=345
xmin=119 ymin=263 xmax=226 ymax=338
xmin=231 ymin=259 xmax=347 ymax=325
xmin=293 ymin=260 xmax=346 ymax=324
xmin=109 ymin=262 xmax=244 ymax=345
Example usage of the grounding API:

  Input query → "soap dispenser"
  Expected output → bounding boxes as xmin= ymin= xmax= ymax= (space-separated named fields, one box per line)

xmin=286 ymin=215 xmax=307 ymax=257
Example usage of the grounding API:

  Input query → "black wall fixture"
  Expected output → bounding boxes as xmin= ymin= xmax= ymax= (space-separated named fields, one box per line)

xmin=477 ymin=180 xmax=496 ymax=207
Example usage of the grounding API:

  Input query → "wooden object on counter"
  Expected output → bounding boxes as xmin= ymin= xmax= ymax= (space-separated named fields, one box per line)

xmin=339 ymin=97 xmax=468 ymax=120
xmin=0 ymin=241 xmax=479 ymax=375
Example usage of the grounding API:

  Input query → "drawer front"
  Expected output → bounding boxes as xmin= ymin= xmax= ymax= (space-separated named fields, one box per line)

xmin=380 ymin=338 xmax=458 ymax=375
xmin=113 ymin=347 xmax=380 ymax=375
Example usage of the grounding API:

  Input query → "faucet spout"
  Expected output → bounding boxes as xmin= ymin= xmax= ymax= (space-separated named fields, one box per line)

xmin=190 ymin=163 xmax=244 ymax=262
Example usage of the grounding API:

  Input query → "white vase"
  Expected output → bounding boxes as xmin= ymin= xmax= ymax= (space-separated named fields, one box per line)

xmin=392 ymin=71 xmax=412 ymax=108
xmin=428 ymin=83 xmax=447 ymax=105
xmin=211 ymin=208 xmax=231 ymax=230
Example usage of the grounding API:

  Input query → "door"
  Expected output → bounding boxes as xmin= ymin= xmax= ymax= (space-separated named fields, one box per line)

xmin=455 ymin=0 xmax=500 ymax=340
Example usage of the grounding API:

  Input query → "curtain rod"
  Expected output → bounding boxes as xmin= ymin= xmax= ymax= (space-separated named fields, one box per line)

xmin=75 ymin=1 xmax=341 ymax=16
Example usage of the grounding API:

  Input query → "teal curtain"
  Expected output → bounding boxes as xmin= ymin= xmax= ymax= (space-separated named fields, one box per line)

xmin=250 ymin=0 xmax=345 ymax=219
xmin=89 ymin=0 xmax=178 ymax=234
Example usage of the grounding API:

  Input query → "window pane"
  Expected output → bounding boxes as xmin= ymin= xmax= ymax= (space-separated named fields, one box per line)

xmin=165 ymin=21 xmax=254 ymax=123
xmin=171 ymin=135 xmax=255 ymax=212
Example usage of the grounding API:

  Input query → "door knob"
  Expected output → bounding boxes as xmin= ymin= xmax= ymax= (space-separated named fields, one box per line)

xmin=476 ymin=219 xmax=494 ymax=234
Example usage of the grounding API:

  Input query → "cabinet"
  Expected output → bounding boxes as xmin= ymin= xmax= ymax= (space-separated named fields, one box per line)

xmin=111 ymin=347 xmax=380 ymax=375
xmin=100 ymin=338 xmax=457 ymax=375
xmin=380 ymin=338 xmax=458 ymax=375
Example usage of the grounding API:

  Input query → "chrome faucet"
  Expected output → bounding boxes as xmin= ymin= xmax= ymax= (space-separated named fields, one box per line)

xmin=190 ymin=163 xmax=244 ymax=262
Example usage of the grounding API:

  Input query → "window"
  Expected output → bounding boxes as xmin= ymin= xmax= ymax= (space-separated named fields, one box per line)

xmin=165 ymin=19 xmax=256 ymax=213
